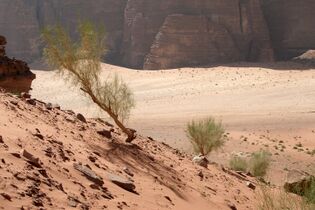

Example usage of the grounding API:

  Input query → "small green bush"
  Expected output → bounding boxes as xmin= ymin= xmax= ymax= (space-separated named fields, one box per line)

xmin=186 ymin=117 xmax=225 ymax=156
xmin=257 ymin=186 xmax=315 ymax=210
xmin=249 ymin=150 xmax=271 ymax=177
xmin=229 ymin=156 xmax=248 ymax=172
xmin=304 ymin=178 xmax=315 ymax=204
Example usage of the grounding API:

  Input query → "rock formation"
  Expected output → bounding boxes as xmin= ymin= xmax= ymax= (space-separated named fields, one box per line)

xmin=0 ymin=0 xmax=314 ymax=69
xmin=262 ymin=0 xmax=315 ymax=60
xmin=0 ymin=0 xmax=127 ymax=64
xmin=0 ymin=35 xmax=35 ymax=92
xmin=124 ymin=0 xmax=274 ymax=69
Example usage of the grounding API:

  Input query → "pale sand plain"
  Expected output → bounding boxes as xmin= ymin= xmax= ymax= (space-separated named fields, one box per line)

xmin=31 ymin=62 xmax=315 ymax=184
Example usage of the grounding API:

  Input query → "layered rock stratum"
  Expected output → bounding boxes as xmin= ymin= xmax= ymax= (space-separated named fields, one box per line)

xmin=0 ymin=0 xmax=314 ymax=69
xmin=0 ymin=35 xmax=35 ymax=92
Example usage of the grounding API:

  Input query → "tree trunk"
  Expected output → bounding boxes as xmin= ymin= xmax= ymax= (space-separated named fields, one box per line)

xmin=81 ymin=87 xmax=137 ymax=142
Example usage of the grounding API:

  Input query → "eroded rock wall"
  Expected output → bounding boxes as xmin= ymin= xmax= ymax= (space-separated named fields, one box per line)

xmin=0 ymin=0 xmax=127 ymax=64
xmin=0 ymin=0 xmax=314 ymax=69
xmin=123 ymin=0 xmax=274 ymax=69
xmin=262 ymin=0 xmax=315 ymax=60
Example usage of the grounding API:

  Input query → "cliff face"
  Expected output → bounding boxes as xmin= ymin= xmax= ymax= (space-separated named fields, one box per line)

xmin=0 ymin=0 xmax=313 ymax=69
xmin=0 ymin=0 xmax=127 ymax=64
xmin=0 ymin=35 xmax=35 ymax=92
xmin=262 ymin=0 xmax=315 ymax=60
xmin=139 ymin=0 xmax=274 ymax=69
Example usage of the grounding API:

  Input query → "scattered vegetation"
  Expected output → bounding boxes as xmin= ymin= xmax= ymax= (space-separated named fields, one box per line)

xmin=257 ymin=186 xmax=315 ymax=210
xmin=186 ymin=117 xmax=225 ymax=156
xmin=229 ymin=155 xmax=248 ymax=172
xmin=42 ymin=21 xmax=136 ymax=142
xmin=249 ymin=150 xmax=271 ymax=177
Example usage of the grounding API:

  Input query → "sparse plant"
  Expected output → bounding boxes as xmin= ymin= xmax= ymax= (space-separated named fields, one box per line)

xmin=186 ymin=117 xmax=225 ymax=156
xmin=42 ymin=21 xmax=136 ymax=142
xmin=257 ymin=185 xmax=315 ymax=210
xmin=249 ymin=150 xmax=271 ymax=177
xmin=229 ymin=155 xmax=248 ymax=172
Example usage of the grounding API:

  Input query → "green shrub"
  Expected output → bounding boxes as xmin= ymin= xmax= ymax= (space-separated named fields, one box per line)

xmin=229 ymin=155 xmax=248 ymax=172
xmin=186 ymin=117 xmax=225 ymax=156
xmin=249 ymin=150 xmax=271 ymax=177
xmin=257 ymin=186 xmax=315 ymax=210
xmin=304 ymin=178 xmax=315 ymax=204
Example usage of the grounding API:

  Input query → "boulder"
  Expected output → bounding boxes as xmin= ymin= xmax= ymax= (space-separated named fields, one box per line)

xmin=106 ymin=172 xmax=136 ymax=192
xmin=73 ymin=163 xmax=104 ymax=186
xmin=97 ymin=129 xmax=112 ymax=139
xmin=0 ymin=35 xmax=35 ymax=92
xmin=76 ymin=113 xmax=87 ymax=123
xmin=20 ymin=149 xmax=41 ymax=167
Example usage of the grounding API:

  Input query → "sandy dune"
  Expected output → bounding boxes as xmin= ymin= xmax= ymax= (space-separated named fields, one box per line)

xmin=0 ymin=92 xmax=258 ymax=210
xmin=31 ymin=63 xmax=315 ymax=184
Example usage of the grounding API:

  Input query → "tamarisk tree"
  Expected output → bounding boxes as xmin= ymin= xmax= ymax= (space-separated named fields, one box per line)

xmin=42 ymin=22 xmax=136 ymax=142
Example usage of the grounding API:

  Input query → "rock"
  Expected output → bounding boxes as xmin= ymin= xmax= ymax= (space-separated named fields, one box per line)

xmin=10 ymin=152 xmax=21 ymax=158
xmin=26 ymin=99 xmax=36 ymax=106
xmin=246 ymin=182 xmax=256 ymax=190
xmin=20 ymin=149 xmax=41 ymax=168
xmin=68 ymin=196 xmax=79 ymax=207
xmin=20 ymin=92 xmax=31 ymax=99
xmin=88 ymin=155 xmax=97 ymax=163
xmin=192 ymin=155 xmax=209 ymax=168
xmin=284 ymin=170 xmax=315 ymax=197
xmin=0 ymin=192 xmax=11 ymax=201
xmin=197 ymin=170 xmax=204 ymax=180
xmin=90 ymin=183 xmax=100 ymax=190
xmin=106 ymin=172 xmax=136 ymax=192
xmin=0 ymin=135 xmax=3 ymax=143
xmin=97 ymin=129 xmax=112 ymax=138
xmin=123 ymin=167 xmax=134 ymax=177
xmin=33 ymin=133 xmax=44 ymax=140
xmin=294 ymin=50 xmax=315 ymax=65
xmin=77 ymin=113 xmax=87 ymax=123
xmin=65 ymin=116 xmax=75 ymax=123
xmin=73 ymin=163 xmax=104 ymax=186
xmin=45 ymin=103 xmax=53 ymax=110
xmin=10 ymin=100 xmax=18 ymax=105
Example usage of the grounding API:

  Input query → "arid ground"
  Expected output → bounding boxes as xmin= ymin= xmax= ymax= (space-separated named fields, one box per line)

xmin=31 ymin=62 xmax=315 ymax=185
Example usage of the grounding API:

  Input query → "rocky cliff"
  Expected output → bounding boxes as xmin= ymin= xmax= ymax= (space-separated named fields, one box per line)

xmin=0 ymin=0 xmax=314 ymax=69
xmin=0 ymin=35 xmax=35 ymax=92
xmin=0 ymin=0 xmax=127 ymax=64
xmin=138 ymin=0 xmax=274 ymax=69
xmin=262 ymin=0 xmax=315 ymax=60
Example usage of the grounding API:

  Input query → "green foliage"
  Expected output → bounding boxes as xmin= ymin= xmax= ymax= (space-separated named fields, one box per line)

xmin=257 ymin=186 xmax=315 ymax=210
xmin=229 ymin=155 xmax=248 ymax=172
xmin=304 ymin=178 xmax=315 ymax=204
xmin=42 ymin=21 xmax=136 ymax=141
xmin=186 ymin=117 xmax=225 ymax=156
xmin=249 ymin=150 xmax=271 ymax=177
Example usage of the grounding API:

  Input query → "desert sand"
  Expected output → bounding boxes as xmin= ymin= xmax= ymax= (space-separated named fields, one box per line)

xmin=31 ymin=62 xmax=315 ymax=185
xmin=0 ymin=91 xmax=258 ymax=210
